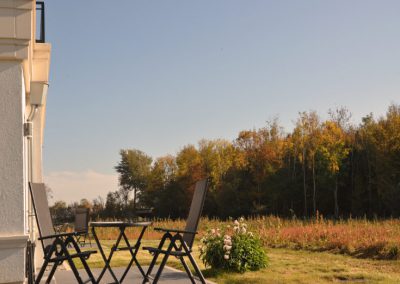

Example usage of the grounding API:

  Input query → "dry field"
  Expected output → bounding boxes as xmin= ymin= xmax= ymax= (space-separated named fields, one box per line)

xmin=90 ymin=216 xmax=400 ymax=260
xmin=69 ymin=216 xmax=400 ymax=283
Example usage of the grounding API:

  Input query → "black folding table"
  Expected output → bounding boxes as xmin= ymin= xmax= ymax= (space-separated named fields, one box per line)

xmin=91 ymin=221 xmax=151 ymax=283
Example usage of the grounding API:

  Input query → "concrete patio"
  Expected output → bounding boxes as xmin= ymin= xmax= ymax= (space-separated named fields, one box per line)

xmin=47 ymin=266 xmax=214 ymax=284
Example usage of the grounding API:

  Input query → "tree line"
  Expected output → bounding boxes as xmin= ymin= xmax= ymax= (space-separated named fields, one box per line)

xmin=50 ymin=104 xmax=400 ymax=221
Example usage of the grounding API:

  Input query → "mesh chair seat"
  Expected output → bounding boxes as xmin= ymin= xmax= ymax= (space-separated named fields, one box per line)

xmin=29 ymin=183 xmax=97 ymax=284
xmin=74 ymin=207 xmax=92 ymax=247
xmin=143 ymin=178 xmax=209 ymax=284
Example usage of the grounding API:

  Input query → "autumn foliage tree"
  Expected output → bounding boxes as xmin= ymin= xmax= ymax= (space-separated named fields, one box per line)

xmin=109 ymin=104 xmax=400 ymax=219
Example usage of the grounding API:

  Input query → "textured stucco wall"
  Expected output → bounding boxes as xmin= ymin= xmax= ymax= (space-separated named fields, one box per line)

xmin=0 ymin=247 xmax=25 ymax=283
xmin=0 ymin=61 xmax=26 ymax=283
xmin=0 ymin=61 xmax=25 ymax=235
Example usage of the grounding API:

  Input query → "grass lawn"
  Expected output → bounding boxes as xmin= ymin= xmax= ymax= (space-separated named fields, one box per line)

xmin=72 ymin=240 xmax=400 ymax=283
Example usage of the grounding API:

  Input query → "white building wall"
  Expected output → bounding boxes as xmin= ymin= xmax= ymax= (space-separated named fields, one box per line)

xmin=0 ymin=1 xmax=51 ymax=282
xmin=0 ymin=61 xmax=28 ymax=283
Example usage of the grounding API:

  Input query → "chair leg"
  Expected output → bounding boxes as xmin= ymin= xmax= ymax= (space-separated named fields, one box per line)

xmin=143 ymin=233 xmax=172 ymax=284
xmin=76 ymin=235 xmax=81 ymax=246
xmin=153 ymin=238 xmax=177 ymax=284
xmin=187 ymin=251 xmax=206 ymax=284
xmin=66 ymin=236 xmax=97 ymax=284
xmin=181 ymin=241 xmax=206 ymax=284
xmin=142 ymin=252 xmax=159 ymax=284
xmin=60 ymin=241 xmax=84 ymax=284
xmin=80 ymin=256 xmax=96 ymax=284
xmin=35 ymin=243 xmax=59 ymax=284
xmin=82 ymin=234 xmax=87 ymax=247
xmin=152 ymin=252 xmax=171 ymax=284
xmin=87 ymin=232 xmax=92 ymax=248
xmin=179 ymin=256 xmax=196 ymax=284
xmin=66 ymin=257 xmax=84 ymax=284
xmin=35 ymin=258 xmax=49 ymax=284
xmin=45 ymin=262 xmax=59 ymax=284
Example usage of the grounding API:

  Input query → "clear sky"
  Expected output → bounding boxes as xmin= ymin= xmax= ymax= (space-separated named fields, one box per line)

xmin=43 ymin=0 xmax=400 ymax=203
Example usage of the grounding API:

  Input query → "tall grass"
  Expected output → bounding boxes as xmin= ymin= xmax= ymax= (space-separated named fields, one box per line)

xmin=87 ymin=216 xmax=400 ymax=260
xmin=245 ymin=215 xmax=400 ymax=260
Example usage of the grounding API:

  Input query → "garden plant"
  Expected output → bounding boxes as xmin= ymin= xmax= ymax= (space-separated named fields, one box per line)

xmin=199 ymin=217 xmax=268 ymax=273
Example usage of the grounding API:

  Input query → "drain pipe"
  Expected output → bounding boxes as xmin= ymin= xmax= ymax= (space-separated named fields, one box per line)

xmin=25 ymin=82 xmax=48 ymax=240
xmin=26 ymin=105 xmax=38 ymax=241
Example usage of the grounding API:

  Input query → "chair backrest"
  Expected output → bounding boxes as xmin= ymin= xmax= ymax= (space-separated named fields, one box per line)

xmin=183 ymin=178 xmax=209 ymax=248
xmin=29 ymin=182 xmax=55 ymax=252
xmin=74 ymin=207 xmax=89 ymax=233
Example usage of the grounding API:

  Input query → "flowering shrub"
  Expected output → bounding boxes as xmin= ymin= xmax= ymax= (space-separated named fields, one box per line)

xmin=200 ymin=218 xmax=268 ymax=273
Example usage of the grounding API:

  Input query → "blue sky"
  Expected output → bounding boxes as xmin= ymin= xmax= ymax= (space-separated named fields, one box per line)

xmin=43 ymin=0 xmax=400 ymax=203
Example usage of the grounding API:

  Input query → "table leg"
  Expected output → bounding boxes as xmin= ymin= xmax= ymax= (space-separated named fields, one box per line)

xmin=92 ymin=226 xmax=122 ymax=284
xmin=133 ymin=226 xmax=148 ymax=277
xmin=119 ymin=226 xmax=148 ymax=282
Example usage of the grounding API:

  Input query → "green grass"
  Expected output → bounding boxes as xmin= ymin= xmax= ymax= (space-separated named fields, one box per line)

xmin=210 ymin=248 xmax=400 ymax=284
xmin=72 ymin=240 xmax=400 ymax=283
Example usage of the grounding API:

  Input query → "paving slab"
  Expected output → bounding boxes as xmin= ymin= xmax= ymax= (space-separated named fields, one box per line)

xmin=53 ymin=266 xmax=214 ymax=284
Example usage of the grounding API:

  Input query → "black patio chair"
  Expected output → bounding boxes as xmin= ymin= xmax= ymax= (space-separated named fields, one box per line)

xmin=29 ymin=182 xmax=97 ymax=284
xmin=74 ymin=207 xmax=92 ymax=247
xmin=142 ymin=178 xmax=209 ymax=284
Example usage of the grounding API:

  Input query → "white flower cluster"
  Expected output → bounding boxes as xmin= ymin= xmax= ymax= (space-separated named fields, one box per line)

xmin=200 ymin=217 xmax=255 ymax=265
xmin=223 ymin=235 xmax=232 ymax=260
xmin=210 ymin=228 xmax=221 ymax=237
xmin=233 ymin=217 xmax=248 ymax=234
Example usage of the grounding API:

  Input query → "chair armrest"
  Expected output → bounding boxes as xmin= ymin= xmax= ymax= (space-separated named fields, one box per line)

xmin=38 ymin=231 xmax=77 ymax=240
xmin=133 ymin=221 xmax=153 ymax=227
xmin=154 ymin=227 xmax=197 ymax=235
